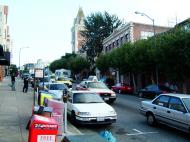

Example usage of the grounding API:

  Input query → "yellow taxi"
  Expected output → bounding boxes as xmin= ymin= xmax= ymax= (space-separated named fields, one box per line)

xmin=55 ymin=76 xmax=72 ymax=88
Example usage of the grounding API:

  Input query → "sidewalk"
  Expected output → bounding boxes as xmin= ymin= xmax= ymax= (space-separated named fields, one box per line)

xmin=0 ymin=76 xmax=82 ymax=142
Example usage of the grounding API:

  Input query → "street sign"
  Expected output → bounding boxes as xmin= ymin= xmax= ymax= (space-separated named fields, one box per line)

xmin=35 ymin=69 xmax=44 ymax=78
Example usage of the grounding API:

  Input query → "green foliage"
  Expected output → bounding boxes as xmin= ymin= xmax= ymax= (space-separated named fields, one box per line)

xmin=95 ymin=22 xmax=190 ymax=83
xmin=69 ymin=56 xmax=90 ymax=74
xmin=96 ymin=53 xmax=111 ymax=74
xmin=9 ymin=64 xmax=18 ymax=76
xmin=80 ymin=11 xmax=122 ymax=67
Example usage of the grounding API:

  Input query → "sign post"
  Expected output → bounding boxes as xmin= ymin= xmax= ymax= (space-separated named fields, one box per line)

xmin=34 ymin=68 xmax=44 ymax=106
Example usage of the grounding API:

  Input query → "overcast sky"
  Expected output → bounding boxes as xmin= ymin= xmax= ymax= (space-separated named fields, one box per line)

xmin=1 ymin=0 xmax=189 ymax=66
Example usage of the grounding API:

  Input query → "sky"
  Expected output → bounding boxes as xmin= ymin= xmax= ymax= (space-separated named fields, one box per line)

xmin=1 ymin=0 xmax=190 ymax=66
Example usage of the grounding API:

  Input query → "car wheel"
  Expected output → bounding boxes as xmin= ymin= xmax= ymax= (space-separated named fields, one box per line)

xmin=71 ymin=111 xmax=77 ymax=125
xmin=147 ymin=113 xmax=156 ymax=126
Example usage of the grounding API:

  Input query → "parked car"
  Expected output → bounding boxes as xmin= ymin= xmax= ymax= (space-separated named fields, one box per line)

xmin=140 ymin=93 xmax=190 ymax=133
xmin=67 ymin=90 xmax=117 ymax=125
xmin=55 ymin=76 xmax=72 ymax=88
xmin=45 ymin=83 xmax=69 ymax=100
xmin=87 ymin=75 xmax=98 ymax=81
xmin=76 ymin=80 xmax=116 ymax=103
xmin=138 ymin=84 xmax=175 ymax=99
xmin=39 ymin=76 xmax=51 ymax=88
xmin=112 ymin=83 xmax=134 ymax=94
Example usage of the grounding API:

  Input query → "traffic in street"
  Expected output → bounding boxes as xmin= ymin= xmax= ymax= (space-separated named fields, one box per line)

xmin=73 ymin=93 xmax=190 ymax=142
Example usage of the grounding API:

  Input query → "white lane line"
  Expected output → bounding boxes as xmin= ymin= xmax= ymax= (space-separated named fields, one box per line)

xmin=126 ymin=129 xmax=158 ymax=136
xmin=133 ymin=129 xmax=143 ymax=133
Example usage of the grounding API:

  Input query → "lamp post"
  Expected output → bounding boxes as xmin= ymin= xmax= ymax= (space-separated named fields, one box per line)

xmin=19 ymin=47 xmax=29 ymax=76
xmin=135 ymin=11 xmax=158 ymax=85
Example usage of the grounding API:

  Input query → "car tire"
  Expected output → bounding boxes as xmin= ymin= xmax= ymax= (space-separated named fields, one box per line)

xmin=147 ymin=113 xmax=156 ymax=126
xmin=71 ymin=111 xmax=77 ymax=125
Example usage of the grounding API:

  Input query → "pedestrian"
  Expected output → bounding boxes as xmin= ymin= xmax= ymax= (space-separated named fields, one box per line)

xmin=23 ymin=77 xmax=29 ymax=93
xmin=11 ymin=73 xmax=16 ymax=91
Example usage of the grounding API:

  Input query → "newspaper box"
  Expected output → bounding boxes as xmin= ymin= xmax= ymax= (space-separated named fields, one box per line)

xmin=47 ymin=99 xmax=64 ymax=135
xmin=28 ymin=115 xmax=58 ymax=142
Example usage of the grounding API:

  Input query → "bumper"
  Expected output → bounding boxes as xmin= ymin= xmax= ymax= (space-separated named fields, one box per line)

xmin=75 ymin=116 xmax=117 ymax=125
xmin=102 ymin=97 xmax=116 ymax=102
xmin=139 ymin=107 xmax=147 ymax=116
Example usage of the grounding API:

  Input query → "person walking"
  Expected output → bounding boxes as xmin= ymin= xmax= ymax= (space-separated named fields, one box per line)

xmin=23 ymin=77 xmax=29 ymax=93
xmin=11 ymin=73 xmax=16 ymax=91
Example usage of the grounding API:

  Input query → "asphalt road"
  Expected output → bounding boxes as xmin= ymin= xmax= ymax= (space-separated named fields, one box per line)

xmin=73 ymin=93 xmax=190 ymax=142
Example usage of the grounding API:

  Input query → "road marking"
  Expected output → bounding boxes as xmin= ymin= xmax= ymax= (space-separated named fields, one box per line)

xmin=126 ymin=129 xmax=158 ymax=136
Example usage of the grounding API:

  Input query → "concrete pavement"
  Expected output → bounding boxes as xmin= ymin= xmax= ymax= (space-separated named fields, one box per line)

xmin=0 ymin=76 xmax=82 ymax=142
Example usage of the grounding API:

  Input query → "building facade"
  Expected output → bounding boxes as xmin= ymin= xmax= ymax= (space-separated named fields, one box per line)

xmin=0 ymin=5 xmax=11 ymax=81
xmin=71 ymin=7 xmax=85 ymax=53
xmin=102 ymin=22 xmax=171 ymax=85
xmin=103 ymin=22 xmax=170 ymax=53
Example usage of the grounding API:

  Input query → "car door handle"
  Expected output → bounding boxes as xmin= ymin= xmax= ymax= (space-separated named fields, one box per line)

xmin=167 ymin=110 xmax=171 ymax=113
xmin=153 ymin=107 xmax=156 ymax=109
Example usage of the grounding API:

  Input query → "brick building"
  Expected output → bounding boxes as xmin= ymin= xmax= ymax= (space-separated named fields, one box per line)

xmin=102 ymin=22 xmax=171 ymax=86
xmin=103 ymin=22 xmax=170 ymax=53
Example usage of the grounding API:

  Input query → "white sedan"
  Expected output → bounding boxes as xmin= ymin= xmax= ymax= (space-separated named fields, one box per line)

xmin=67 ymin=90 xmax=117 ymax=125
xmin=140 ymin=93 xmax=190 ymax=133
xmin=76 ymin=81 xmax=116 ymax=103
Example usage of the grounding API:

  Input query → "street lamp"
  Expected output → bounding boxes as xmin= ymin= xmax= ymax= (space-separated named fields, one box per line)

xmin=19 ymin=47 xmax=29 ymax=75
xmin=135 ymin=11 xmax=158 ymax=85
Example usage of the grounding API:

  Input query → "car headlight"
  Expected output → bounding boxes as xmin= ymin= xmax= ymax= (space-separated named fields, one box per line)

xmin=111 ymin=92 xmax=116 ymax=96
xmin=109 ymin=110 xmax=117 ymax=115
xmin=76 ymin=112 xmax=91 ymax=116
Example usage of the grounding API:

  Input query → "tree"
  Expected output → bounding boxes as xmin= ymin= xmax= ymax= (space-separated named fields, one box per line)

xmin=80 ymin=11 xmax=122 ymax=67
xmin=9 ymin=64 xmax=18 ymax=76
xmin=69 ymin=56 xmax=90 ymax=75
xmin=96 ymin=53 xmax=111 ymax=74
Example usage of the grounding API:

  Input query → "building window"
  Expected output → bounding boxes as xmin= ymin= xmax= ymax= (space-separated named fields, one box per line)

xmin=109 ymin=44 xmax=111 ymax=51
xmin=140 ymin=31 xmax=154 ymax=39
xmin=0 ymin=12 xmax=2 ymax=24
xmin=125 ymin=34 xmax=129 ymax=42
xmin=116 ymin=39 xmax=119 ymax=47
xmin=112 ymin=42 xmax=115 ymax=49
xmin=120 ymin=37 xmax=123 ymax=45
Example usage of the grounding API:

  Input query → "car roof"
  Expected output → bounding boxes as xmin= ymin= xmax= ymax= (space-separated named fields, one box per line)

xmin=160 ymin=93 xmax=190 ymax=99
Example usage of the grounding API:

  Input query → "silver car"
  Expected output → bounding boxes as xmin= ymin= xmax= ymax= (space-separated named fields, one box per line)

xmin=140 ymin=93 xmax=190 ymax=133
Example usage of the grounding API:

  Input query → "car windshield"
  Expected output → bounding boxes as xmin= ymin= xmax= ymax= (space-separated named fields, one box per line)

xmin=39 ymin=76 xmax=50 ymax=82
xmin=73 ymin=93 xmax=104 ymax=103
xmin=87 ymin=82 xmax=108 ymax=89
xmin=182 ymin=98 xmax=190 ymax=112
xmin=57 ymin=77 xmax=66 ymax=81
xmin=49 ymin=84 xmax=68 ymax=90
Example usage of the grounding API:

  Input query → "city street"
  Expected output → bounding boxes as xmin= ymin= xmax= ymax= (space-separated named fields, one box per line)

xmin=74 ymin=93 xmax=190 ymax=142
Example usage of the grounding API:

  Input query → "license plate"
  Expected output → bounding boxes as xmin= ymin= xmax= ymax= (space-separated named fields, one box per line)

xmin=97 ymin=117 xmax=105 ymax=121
xmin=37 ymin=135 xmax=55 ymax=142
xmin=103 ymin=97 xmax=109 ymax=101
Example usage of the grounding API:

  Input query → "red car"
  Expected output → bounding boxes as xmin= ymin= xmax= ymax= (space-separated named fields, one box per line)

xmin=112 ymin=83 xmax=134 ymax=94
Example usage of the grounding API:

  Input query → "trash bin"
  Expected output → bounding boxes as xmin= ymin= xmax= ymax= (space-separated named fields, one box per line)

xmin=28 ymin=115 xmax=58 ymax=142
